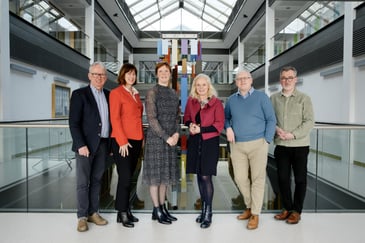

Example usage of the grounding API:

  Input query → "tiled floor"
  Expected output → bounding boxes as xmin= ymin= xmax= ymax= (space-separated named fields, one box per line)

xmin=1 ymin=212 xmax=365 ymax=243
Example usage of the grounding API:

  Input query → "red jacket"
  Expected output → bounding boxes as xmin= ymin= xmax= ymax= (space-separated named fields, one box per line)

xmin=183 ymin=96 xmax=224 ymax=140
xmin=109 ymin=85 xmax=144 ymax=146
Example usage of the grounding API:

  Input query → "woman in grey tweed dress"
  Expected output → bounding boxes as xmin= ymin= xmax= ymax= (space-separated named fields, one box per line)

xmin=143 ymin=62 xmax=180 ymax=224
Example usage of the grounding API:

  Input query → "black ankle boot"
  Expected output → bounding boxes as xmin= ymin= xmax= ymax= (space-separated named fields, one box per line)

xmin=161 ymin=204 xmax=177 ymax=221
xmin=196 ymin=201 xmax=206 ymax=223
xmin=117 ymin=211 xmax=134 ymax=228
xmin=200 ymin=205 xmax=212 ymax=229
xmin=152 ymin=207 xmax=171 ymax=225
xmin=127 ymin=208 xmax=139 ymax=222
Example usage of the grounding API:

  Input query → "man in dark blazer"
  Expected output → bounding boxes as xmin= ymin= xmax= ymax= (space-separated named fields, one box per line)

xmin=69 ymin=62 xmax=110 ymax=232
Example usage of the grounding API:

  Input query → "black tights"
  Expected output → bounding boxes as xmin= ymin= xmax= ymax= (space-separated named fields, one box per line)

xmin=197 ymin=175 xmax=214 ymax=207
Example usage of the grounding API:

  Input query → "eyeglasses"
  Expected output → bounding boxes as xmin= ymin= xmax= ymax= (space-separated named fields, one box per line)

xmin=90 ymin=73 xmax=107 ymax=78
xmin=236 ymin=77 xmax=251 ymax=81
xmin=280 ymin=76 xmax=296 ymax=82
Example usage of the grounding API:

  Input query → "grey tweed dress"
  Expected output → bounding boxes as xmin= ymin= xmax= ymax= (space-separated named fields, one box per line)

xmin=142 ymin=84 xmax=180 ymax=186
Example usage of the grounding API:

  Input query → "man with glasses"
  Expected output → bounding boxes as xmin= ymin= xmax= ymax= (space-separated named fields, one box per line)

xmin=224 ymin=70 xmax=276 ymax=230
xmin=69 ymin=62 xmax=110 ymax=232
xmin=270 ymin=66 xmax=314 ymax=224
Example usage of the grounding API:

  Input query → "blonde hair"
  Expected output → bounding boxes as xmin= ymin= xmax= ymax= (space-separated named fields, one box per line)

xmin=189 ymin=73 xmax=218 ymax=99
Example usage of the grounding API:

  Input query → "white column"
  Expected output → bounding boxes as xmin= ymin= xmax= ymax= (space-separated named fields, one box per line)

xmin=128 ymin=53 xmax=133 ymax=65
xmin=0 ymin=1 xmax=10 ymax=161
xmin=85 ymin=0 xmax=95 ymax=63
xmin=265 ymin=0 xmax=275 ymax=95
xmin=117 ymin=36 xmax=124 ymax=70
xmin=343 ymin=2 xmax=356 ymax=123
xmin=237 ymin=36 xmax=244 ymax=69
xmin=228 ymin=55 xmax=233 ymax=83
xmin=0 ymin=0 xmax=10 ymax=120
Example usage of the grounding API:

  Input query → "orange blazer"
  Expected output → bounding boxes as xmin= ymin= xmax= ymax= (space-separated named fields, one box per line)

xmin=109 ymin=85 xmax=144 ymax=146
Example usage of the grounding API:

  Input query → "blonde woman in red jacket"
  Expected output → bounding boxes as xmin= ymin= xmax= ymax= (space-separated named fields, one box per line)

xmin=110 ymin=63 xmax=143 ymax=228
xmin=183 ymin=73 xmax=225 ymax=228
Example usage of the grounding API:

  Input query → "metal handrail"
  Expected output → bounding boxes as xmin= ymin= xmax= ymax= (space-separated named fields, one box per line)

xmin=1 ymin=122 xmax=364 ymax=129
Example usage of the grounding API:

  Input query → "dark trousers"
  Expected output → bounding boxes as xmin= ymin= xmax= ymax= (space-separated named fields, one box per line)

xmin=111 ymin=138 xmax=142 ymax=211
xmin=274 ymin=145 xmax=309 ymax=214
xmin=76 ymin=138 xmax=108 ymax=218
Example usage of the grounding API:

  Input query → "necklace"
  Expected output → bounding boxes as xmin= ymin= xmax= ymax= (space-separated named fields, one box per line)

xmin=199 ymin=97 xmax=209 ymax=107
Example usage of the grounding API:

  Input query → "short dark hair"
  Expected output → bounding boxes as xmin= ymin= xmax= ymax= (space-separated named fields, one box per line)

xmin=155 ymin=61 xmax=171 ymax=75
xmin=116 ymin=63 xmax=137 ymax=85
xmin=280 ymin=66 xmax=297 ymax=77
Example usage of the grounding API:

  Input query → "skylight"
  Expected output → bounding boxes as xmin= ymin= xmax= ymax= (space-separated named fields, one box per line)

xmin=124 ymin=0 xmax=237 ymax=32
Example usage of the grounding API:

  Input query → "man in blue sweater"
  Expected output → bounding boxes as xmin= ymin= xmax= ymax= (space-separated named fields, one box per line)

xmin=225 ymin=70 xmax=276 ymax=230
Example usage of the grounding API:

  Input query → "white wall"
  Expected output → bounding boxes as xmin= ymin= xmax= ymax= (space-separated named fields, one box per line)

xmin=354 ymin=63 xmax=365 ymax=123
xmin=269 ymin=54 xmax=365 ymax=124
xmin=7 ymin=60 xmax=85 ymax=121
xmin=5 ymin=54 xmax=365 ymax=123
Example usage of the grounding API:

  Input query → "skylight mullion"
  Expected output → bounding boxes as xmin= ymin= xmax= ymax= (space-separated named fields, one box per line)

xmin=133 ymin=2 xmax=156 ymax=16
xmin=217 ymin=0 xmax=234 ymax=9
xmin=205 ymin=2 xmax=230 ymax=18
xmin=136 ymin=9 xmax=159 ymax=25
xmin=202 ymin=8 xmax=226 ymax=26
xmin=139 ymin=16 xmax=161 ymax=30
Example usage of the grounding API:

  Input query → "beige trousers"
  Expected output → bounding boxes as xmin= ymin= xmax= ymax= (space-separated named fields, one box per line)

xmin=230 ymin=138 xmax=268 ymax=215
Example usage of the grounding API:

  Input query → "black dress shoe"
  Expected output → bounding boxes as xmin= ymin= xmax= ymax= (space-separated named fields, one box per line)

xmin=117 ymin=212 xmax=134 ymax=228
xmin=196 ymin=201 xmax=206 ymax=223
xmin=200 ymin=205 xmax=212 ymax=229
xmin=127 ymin=209 xmax=139 ymax=222
xmin=152 ymin=207 xmax=171 ymax=225
xmin=161 ymin=204 xmax=177 ymax=221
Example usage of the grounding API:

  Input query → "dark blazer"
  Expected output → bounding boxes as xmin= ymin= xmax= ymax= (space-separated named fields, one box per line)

xmin=69 ymin=85 xmax=110 ymax=154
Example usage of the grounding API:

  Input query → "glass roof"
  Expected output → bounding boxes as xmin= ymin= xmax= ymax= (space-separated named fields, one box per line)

xmin=124 ymin=0 xmax=237 ymax=31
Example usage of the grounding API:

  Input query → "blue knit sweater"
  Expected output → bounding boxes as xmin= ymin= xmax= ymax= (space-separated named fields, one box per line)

xmin=224 ymin=88 xmax=276 ymax=143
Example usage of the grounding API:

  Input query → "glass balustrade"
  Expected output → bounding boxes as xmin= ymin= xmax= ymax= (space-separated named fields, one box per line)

xmin=137 ymin=70 xmax=237 ymax=85
xmin=0 ymin=120 xmax=365 ymax=213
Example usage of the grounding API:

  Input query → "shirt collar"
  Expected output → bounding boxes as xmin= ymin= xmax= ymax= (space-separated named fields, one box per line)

xmin=123 ymin=85 xmax=139 ymax=95
xmin=235 ymin=87 xmax=254 ymax=97
xmin=281 ymin=88 xmax=297 ymax=97
xmin=90 ymin=84 xmax=103 ymax=94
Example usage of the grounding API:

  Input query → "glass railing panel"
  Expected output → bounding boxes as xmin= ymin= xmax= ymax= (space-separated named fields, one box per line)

xmin=309 ymin=126 xmax=365 ymax=211
xmin=348 ymin=129 xmax=365 ymax=198
xmin=1 ymin=121 xmax=365 ymax=212
xmin=0 ymin=127 xmax=28 ymax=211
xmin=0 ymin=121 xmax=75 ymax=211
xmin=309 ymin=129 xmax=350 ymax=189
xmin=26 ymin=126 xmax=75 ymax=211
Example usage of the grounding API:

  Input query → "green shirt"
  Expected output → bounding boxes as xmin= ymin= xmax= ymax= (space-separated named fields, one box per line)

xmin=270 ymin=89 xmax=314 ymax=147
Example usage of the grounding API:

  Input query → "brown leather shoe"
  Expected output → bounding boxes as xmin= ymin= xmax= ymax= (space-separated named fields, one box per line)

xmin=247 ymin=215 xmax=259 ymax=230
xmin=286 ymin=212 xmax=301 ymax=224
xmin=77 ymin=218 xmax=88 ymax=232
xmin=237 ymin=208 xmax=251 ymax=220
xmin=274 ymin=210 xmax=290 ymax=220
xmin=88 ymin=213 xmax=108 ymax=225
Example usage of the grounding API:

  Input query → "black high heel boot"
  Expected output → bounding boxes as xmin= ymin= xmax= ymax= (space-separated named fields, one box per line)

xmin=200 ymin=205 xmax=212 ymax=229
xmin=196 ymin=201 xmax=206 ymax=223
xmin=127 ymin=208 xmax=139 ymax=222
xmin=117 ymin=211 xmax=134 ymax=228
xmin=161 ymin=204 xmax=177 ymax=221
xmin=152 ymin=207 xmax=172 ymax=224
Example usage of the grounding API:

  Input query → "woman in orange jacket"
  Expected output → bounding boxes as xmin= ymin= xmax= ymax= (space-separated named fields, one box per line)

xmin=109 ymin=63 xmax=144 ymax=228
